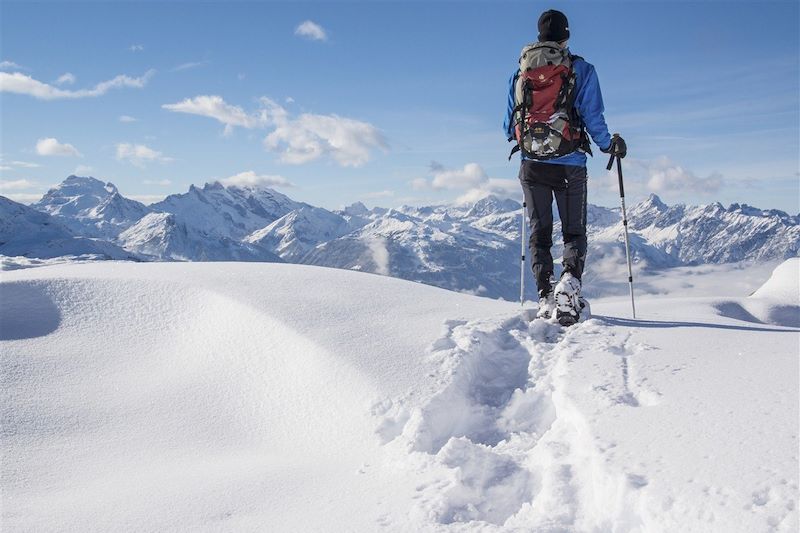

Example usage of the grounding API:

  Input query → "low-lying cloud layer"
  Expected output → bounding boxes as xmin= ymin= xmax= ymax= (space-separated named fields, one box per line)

xmin=601 ymin=155 xmax=724 ymax=195
xmin=413 ymin=161 xmax=519 ymax=203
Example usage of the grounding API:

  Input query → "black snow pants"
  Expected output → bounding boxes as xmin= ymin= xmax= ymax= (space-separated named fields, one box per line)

xmin=518 ymin=160 xmax=588 ymax=294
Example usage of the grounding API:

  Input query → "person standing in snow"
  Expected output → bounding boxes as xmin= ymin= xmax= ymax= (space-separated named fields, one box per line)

xmin=504 ymin=9 xmax=626 ymax=325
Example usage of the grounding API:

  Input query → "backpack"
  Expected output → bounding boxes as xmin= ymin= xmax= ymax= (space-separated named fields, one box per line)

xmin=508 ymin=42 xmax=590 ymax=160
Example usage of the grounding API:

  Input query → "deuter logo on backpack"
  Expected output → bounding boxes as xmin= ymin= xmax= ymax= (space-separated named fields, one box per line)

xmin=509 ymin=41 xmax=589 ymax=160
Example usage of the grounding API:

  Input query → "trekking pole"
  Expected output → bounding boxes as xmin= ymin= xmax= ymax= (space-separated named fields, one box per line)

xmin=606 ymin=133 xmax=636 ymax=318
xmin=520 ymin=194 xmax=526 ymax=306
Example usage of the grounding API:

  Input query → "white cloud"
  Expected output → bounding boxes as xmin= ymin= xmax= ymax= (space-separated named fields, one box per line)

xmin=367 ymin=236 xmax=390 ymax=276
xmin=143 ymin=179 xmax=172 ymax=186
xmin=116 ymin=143 xmax=171 ymax=167
xmin=285 ymin=96 xmax=295 ymax=104
xmin=295 ymin=20 xmax=327 ymax=41
xmin=0 ymin=60 xmax=24 ymax=70
xmin=3 ymin=193 xmax=43 ymax=204
xmin=219 ymin=171 xmax=292 ymax=188
xmin=0 ymin=70 xmax=154 ymax=100
xmin=360 ymin=190 xmax=395 ymax=199
xmin=36 ymin=137 xmax=82 ymax=157
xmin=264 ymin=111 xmax=386 ymax=167
xmin=171 ymin=61 xmax=208 ymax=72
xmin=0 ymin=178 xmax=38 ymax=191
xmin=432 ymin=162 xmax=487 ymax=190
xmin=74 ymin=165 xmax=93 ymax=175
xmin=606 ymin=156 xmax=723 ymax=195
xmin=119 ymin=115 xmax=138 ymax=123
xmin=12 ymin=160 xmax=40 ymax=168
xmin=55 ymin=72 xmax=76 ymax=85
xmin=129 ymin=44 xmax=144 ymax=52
xmin=259 ymin=97 xmax=385 ymax=167
xmin=410 ymin=177 xmax=429 ymax=191
xmin=129 ymin=194 xmax=166 ymax=205
xmin=0 ymin=158 xmax=40 ymax=169
xmin=164 ymin=95 xmax=385 ymax=166
xmin=162 ymin=95 xmax=265 ymax=135
xmin=412 ymin=161 xmax=520 ymax=203
xmin=455 ymin=178 xmax=519 ymax=204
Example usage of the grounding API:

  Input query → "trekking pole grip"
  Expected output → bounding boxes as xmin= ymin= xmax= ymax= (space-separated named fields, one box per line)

xmin=605 ymin=133 xmax=620 ymax=171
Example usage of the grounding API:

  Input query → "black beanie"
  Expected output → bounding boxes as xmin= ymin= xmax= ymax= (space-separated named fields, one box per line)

xmin=538 ymin=10 xmax=570 ymax=43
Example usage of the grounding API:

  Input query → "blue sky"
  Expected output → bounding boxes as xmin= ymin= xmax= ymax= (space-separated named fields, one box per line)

xmin=1 ymin=1 xmax=798 ymax=212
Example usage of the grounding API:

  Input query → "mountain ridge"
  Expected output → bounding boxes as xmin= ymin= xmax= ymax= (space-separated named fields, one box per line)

xmin=7 ymin=175 xmax=799 ymax=299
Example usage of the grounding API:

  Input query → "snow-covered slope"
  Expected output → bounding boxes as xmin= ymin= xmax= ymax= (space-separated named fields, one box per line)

xmin=33 ymin=175 xmax=151 ymax=238
xmin=0 ymin=196 xmax=134 ymax=260
xmin=714 ymin=257 xmax=800 ymax=327
xmin=2 ymin=260 xmax=797 ymax=532
xmin=118 ymin=212 xmax=282 ymax=263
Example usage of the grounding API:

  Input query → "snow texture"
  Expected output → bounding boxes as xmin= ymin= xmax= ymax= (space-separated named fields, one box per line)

xmin=1 ymin=260 xmax=797 ymax=531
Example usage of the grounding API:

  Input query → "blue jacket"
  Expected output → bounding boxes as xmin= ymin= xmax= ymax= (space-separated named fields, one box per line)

xmin=503 ymin=51 xmax=612 ymax=167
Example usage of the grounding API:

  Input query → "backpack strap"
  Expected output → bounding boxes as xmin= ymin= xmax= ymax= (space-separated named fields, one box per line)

xmin=566 ymin=54 xmax=593 ymax=155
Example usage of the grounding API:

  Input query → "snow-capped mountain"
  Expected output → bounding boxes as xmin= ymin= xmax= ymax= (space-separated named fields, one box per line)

xmin=305 ymin=204 xmax=523 ymax=298
xmin=0 ymin=196 xmax=134 ymax=260
xmin=614 ymin=194 xmax=800 ymax=263
xmin=12 ymin=175 xmax=800 ymax=299
xmin=33 ymin=176 xmax=151 ymax=239
xmin=244 ymin=206 xmax=352 ymax=262
xmin=119 ymin=212 xmax=282 ymax=263
xmin=150 ymin=182 xmax=306 ymax=240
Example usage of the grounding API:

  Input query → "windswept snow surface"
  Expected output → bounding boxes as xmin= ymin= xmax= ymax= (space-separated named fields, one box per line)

xmin=1 ymin=261 xmax=797 ymax=532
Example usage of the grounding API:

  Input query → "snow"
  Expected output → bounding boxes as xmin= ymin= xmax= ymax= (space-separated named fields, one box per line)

xmin=752 ymin=258 xmax=800 ymax=303
xmin=712 ymin=258 xmax=800 ymax=328
xmin=33 ymin=175 xmax=151 ymax=239
xmin=0 ymin=195 xmax=134 ymax=261
xmin=1 ymin=260 xmax=798 ymax=531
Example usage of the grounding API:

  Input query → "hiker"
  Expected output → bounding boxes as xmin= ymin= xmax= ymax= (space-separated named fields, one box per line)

xmin=504 ymin=9 xmax=626 ymax=325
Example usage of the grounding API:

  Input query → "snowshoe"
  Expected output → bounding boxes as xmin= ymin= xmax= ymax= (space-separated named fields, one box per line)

xmin=536 ymin=289 xmax=555 ymax=319
xmin=554 ymin=272 xmax=582 ymax=327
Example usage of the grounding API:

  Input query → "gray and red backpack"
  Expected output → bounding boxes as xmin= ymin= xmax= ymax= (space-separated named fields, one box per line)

xmin=508 ymin=42 xmax=591 ymax=160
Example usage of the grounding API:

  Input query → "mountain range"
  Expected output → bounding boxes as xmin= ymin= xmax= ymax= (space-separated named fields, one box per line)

xmin=3 ymin=175 xmax=798 ymax=300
